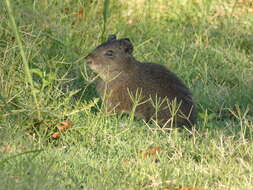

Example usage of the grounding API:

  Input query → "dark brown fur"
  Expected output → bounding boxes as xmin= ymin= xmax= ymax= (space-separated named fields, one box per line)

xmin=85 ymin=35 xmax=196 ymax=127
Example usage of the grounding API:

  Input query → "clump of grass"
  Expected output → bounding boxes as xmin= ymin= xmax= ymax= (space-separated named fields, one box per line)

xmin=5 ymin=0 xmax=41 ymax=120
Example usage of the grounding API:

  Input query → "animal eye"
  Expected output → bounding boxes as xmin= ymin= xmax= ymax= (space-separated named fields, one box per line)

xmin=105 ymin=50 xmax=114 ymax=57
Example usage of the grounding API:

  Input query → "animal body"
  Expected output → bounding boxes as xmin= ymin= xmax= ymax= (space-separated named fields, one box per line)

xmin=85 ymin=35 xmax=196 ymax=127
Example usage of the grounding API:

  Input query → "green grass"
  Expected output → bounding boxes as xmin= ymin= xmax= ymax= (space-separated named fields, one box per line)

xmin=1 ymin=0 xmax=253 ymax=189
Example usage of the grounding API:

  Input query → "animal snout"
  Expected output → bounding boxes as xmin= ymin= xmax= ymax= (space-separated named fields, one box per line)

xmin=85 ymin=53 xmax=94 ymax=64
xmin=86 ymin=59 xmax=93 ymax=65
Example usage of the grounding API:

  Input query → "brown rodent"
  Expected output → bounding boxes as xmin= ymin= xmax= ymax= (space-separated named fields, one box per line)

xmin=85 ymin=34 xmax=196 ymax=127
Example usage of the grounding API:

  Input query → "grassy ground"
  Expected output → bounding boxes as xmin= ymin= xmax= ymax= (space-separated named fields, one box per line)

xmin=1 ymin=0 xmax=253 ymax=189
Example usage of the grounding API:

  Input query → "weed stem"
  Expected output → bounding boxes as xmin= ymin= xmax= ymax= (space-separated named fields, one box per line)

xmin=5 ymin=0 xmax=42 ymax=120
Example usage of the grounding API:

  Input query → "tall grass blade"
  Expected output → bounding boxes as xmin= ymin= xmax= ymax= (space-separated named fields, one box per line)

xmin=5 ymin=0 xmax=41 ymax=120
xmin=101 ymin=0 xmax=110 ymax=42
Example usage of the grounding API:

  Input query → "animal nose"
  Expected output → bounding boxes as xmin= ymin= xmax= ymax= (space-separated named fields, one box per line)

xmin=85 ymin=54 xmax=90 ymax=60
xmin=85 ymin=51 xmax=97 ymax=64
xmin=86 ymin=59 xmax=93 ymax=65
xmin=85 ymin=53 xmax=93 ymax=64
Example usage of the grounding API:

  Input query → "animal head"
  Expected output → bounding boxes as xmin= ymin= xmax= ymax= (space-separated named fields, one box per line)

xmin=85 ymin=34 xmax=134 ymax=80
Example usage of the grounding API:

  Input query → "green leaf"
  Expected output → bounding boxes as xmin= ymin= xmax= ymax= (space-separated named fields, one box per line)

xmin=30 ymin=68 xmax=43 ymax=79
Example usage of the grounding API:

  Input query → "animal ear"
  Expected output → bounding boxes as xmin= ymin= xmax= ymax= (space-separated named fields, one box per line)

xmin=107 ymin=34 xmax=117 ymax=41
xmin=121 ymin=38 xmax=133 ymax=54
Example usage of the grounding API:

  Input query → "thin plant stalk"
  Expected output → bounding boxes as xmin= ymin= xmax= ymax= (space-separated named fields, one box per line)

xmin=5 ymin=0 xmax=41 ymax=120
xmin=101 ymin=0 xmax=110 ymax=41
